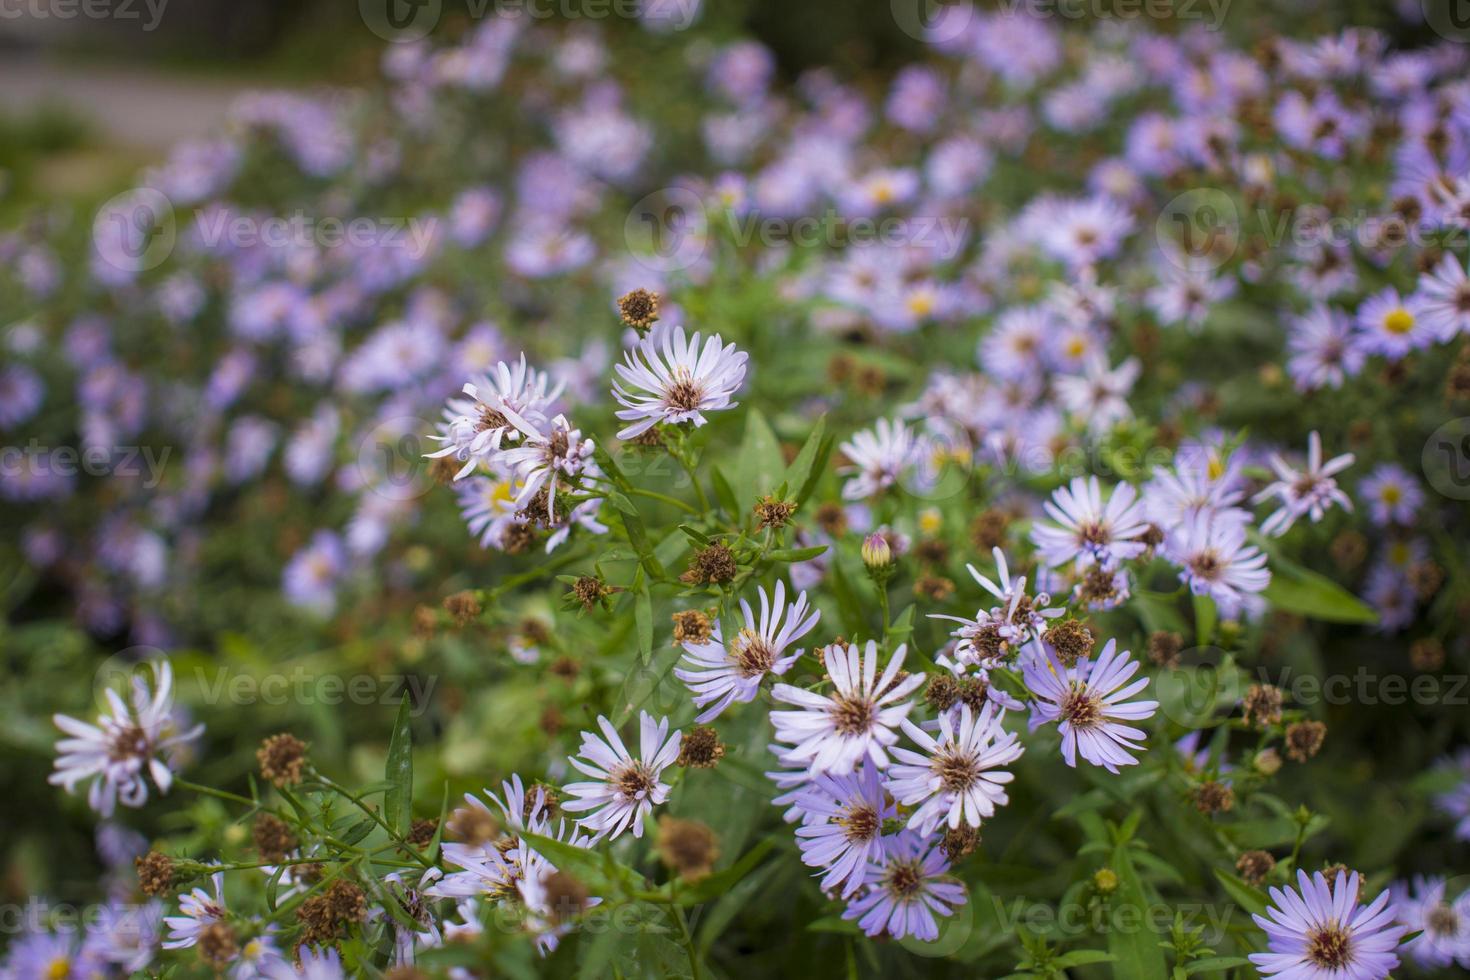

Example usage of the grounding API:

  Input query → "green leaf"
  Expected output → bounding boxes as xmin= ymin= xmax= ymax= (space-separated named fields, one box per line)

xmin=1261 ymin=557 xmax=1377 ymax=624
xmin=1212 ymin=869 xmax=1269 ymax=917
xmin=711 ymin=466 xmax=740 ymax=519
xmin=735 ymin=409 xmax=784 ymax=506
xmin=782 ymin=414 xmax=832 ymax=506
xmin=635 ymin=575 xmax=654 ymax=665
xmin=1132 ymin=590 xmax=1187 ymax=636
xmin=1054 ymin=950 xmax=1116 ymax=967
xmin=885 ymin=604 xmax=916 ymax=647
xmin=662 ymin=839 xmax=775 ymax=905
xmin=1192 ymin=593 xmax=1216 ymax=648
xmin=384 ymin=697 xmax=413 ymax=833
xmin=1184 ymin=956 xmax=1251 ymax=975
xmin=521 ymin=832 xmax=641 ymax=895
xmin=1108 ymin=842 xmax=1167 ymax=980
xmin=766 ymin=545 xmax=828 ymax=563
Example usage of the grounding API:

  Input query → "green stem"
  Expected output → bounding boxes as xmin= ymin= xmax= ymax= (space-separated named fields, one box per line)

xmin=312 ymin=774 xmax=433 ymax=870
xmin=176 ymin=779 xmax=258 ymax=808
xmin=627 ymin=486 xmax=699 ymax=515
xmin=675 ymin=450 xmax=711 ymax=514
xmin=666 ymin=891 xmax=701 ymax=980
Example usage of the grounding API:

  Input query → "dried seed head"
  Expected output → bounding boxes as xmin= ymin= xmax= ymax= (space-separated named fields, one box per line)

xmin=257 ymin=733 xmax=308 ymax=788
xmin=940 ymin=824 xmax=980 ymax=862
xmin=1192 ymin=780 xmax=1235 ymax=815
xmin=814 ymin=502 xmax=848 ymax=536
xmin=1411 ymin=638 xmax=1445 ymax=672
xmin=443 ymin=590 xmax=483 ymax=626
xmin=681 ymin=543 xmax=737 ymax=585
xmin=656 ymin=816 xmax=720 ymax=881
xmin=924 ymin=674 xmax=962 ymax=713
xmin=913 ymin=575 xmax=954 ymax=602
xmin=135 ymin=851 xmax=176 ymax=897
xmin=1236 ymin=850 xmax=1276 ymax=886
xmin=1285 ymin=721 xmax=1326 ymax=762
xmin=502 ymin=522 xmax=537 ymax=555
xmin=914 ymin=538 xmax=949 ymax=566
xmin=541 ymin=870 xmax=591 ymax=924
xmin=1243 ymin=684 xmax=1284 ymax=728
xmin=970 ymin=509 xmax=1009 ymax=550
xmin=1148 ymin=630 xmax=1182 ymax=668
xmin=617 ymin=288 xmax=660 ymax=333
xmin=573 ymin=575 xmax=610 ymax=611
xmin=253 ymin=814 xmax=298 ymax=864
xmin=672 ymin=609 xmax=713 ymax=646
xmin=408 ymin=819 xmax=438 ymax=848
xmin=197 ymin=921 xmax=239 ymax=968
xmin=676 ymin=725 xmax=725 ymax=769
xmin=754 ymin=495 xmax=798 ymax=530
xmin=447 ymin=804 xmax=498 ymax=846
xmin=1047 ymin=618 xmax=1095 ymax=668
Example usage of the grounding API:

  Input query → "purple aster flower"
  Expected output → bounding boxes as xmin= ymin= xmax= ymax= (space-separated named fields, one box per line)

xmin=839 ymin=419 xmax=927 ymax=501
xmin=1253 ymin=431 xmax=1354 ymax=537
xmin=1363 ymin=562 xmax=1416 ymax=634
xmin=675 ymin=580 xmax=820 ymax=723
xmin=791 ymin=762 xmax=897 ymax=898
xmin=1416 ymin=252 xmax=1470 ymax=340
xmin=1055 ymin=355 xmax=1141 ymax=435
xmin=840 ymin=831 xmax=966 ymax=941
xmin=1165 ymin=512 xmax=1270 ymax=619
xmin=612 ymin=327 xmax=748 ymax=439
xmin=85 ymin=900 xmax=163 ymax=974
xmin=1250 ymin=870 xmax=1404 ymax=978
xmin=562 ymin=711 xmax=681 ymax=840
xmin=931 ymin=547 xmax=1062 ymax=667
xmin=1022 ymin=639 xmax=1157 ymax=773
xmin=427 ymin=355 xmax=564 ymax=481
xmin=1286 ymin=304 xmax=1364 ymax=390
xmin=886 ymin=65 xmax=946 ymax=133
xmin=1031 ymin=476 xmax=1150 ymax=570
xmin=887 ymin=702 xmax=1023 ymax=835
xmin=50 ymin=659 xmax=202 ymax=817
xmin=771 ymin=640 xmax=926 ymax=776
xmin=1392 ymin=876 xmax=1470 ymax=969
xmin=449 ymin=186 xmax=501 ymax=248
xmin=1434 ymin=750 xmax=1470 ymax=841
xmin=282 ymin=530 xmax=347 ymax=615
xmin=0 ymin=362 xmax=43 ymax=429
xmin=1358 ymin=463 xmax=1424 ymax=526
xmin=1354 ymin=287 xmax=1435 ymax=361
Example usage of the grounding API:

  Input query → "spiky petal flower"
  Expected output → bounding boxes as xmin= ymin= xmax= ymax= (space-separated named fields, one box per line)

xmin=791 ymin=762 xmax=897 ymax=898
xmin=886 ymin=702 xmax=1023 ymax=835
xmin=1392 ymin=876 xmax=1470 ymax=970
xmin=770 ymin=641 xmax=926 ymax=776
xmin=674 ymin=580 xmax=820 ymax=723
xmin=1031 ymin=476 xmax=1150 ymax=570
xmin=930 ymin=547 xmax=1062 ymax=666
xmin=1253 ymin=431 xmax=1354 ymax=537
xmin=427 ymin=355 xmax=564 ymax=480
xmin=497 ymin=413 xmax=595 ymax=521
xmin=1250 ymin=870 xmax=1405 ymax=978
xmin=562 ymin=712 xmax=681 ymax=840
xmin=839 ymin=419 xmax=927 ymax=500
xmin=1165 ymin=512 xmax=1271 ymax=619
xmin=1022 ymin=639 xmax=1158 ymax=774
xmin=840 ymin=831 xmax=966 ymax=941
xmin=611 ymin=327 xmax=748 ymax=439
xmin=50 ymin=660 xmax=203 ymax=817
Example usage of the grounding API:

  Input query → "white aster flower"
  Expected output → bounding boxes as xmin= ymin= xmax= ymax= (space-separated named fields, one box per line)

xmin=426 ymin=355 xmax=564 ymax=480
xmin=50 ymin=659 xmax=203 ymax=817
xmin=611 ymin=327 xmax=748 ymax=439
xmin=1253 ymin=430 xmax=1354 ymax=537
xmin=887 ymin=702 xmax=1022 ymax=835
xmin=839 ymin=418 xmax=927 ymax=500
xmin=771 ymin=640 xmax=926 ymax=776
xmin=562 ymin=712 xmax=681 ymax=840
xmin=675 ymin=580 xmax=821 ymax=723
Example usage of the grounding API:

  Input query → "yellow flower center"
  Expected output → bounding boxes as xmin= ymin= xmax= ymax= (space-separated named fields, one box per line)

xmin=1381 ymin=485 xmax=1401 ymax=504
xmin=1383 ymin=308 xmax=1414 ymax=334
xmin=46 ymin=958 xmax=71 ymax=980
xmin=906 ymin=290 xmax=935 ymax=317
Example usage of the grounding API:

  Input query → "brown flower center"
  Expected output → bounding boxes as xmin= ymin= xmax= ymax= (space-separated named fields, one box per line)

xmin=830 ymin=692 xmax=876 ymax=736
xmin=839 ymin=803 xmax=880 ymax=843
xmin=730 ymin=628 xmax=777 ymax=678
xmin=935 ymin=746 xmax=981 ymax=793
xmin=666 ymin=377 xmax=703 ymax=412
xmin=885 ymin=860 xmax=925 ymax=899
xmin=1305 ymin=924 xmax=1352 ymax=969
xmin=1060 ymin=685 xmax=1102 ymax=729
xmin=614 ymin=761 xmax=657 ymax=800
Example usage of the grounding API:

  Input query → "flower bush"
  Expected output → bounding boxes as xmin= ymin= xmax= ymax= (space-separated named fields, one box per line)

xmin=4 ymin=4 xmax=1470 ymax=978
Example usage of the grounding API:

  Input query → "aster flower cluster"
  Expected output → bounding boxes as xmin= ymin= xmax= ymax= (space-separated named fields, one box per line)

xmin=11 ymin=5 xmax=1470 ymax=979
